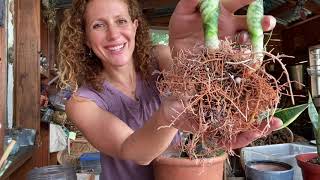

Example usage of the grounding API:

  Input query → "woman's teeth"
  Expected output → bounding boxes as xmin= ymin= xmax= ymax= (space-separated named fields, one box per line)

xmin=109 ymin=44 xmax=124 ymax=51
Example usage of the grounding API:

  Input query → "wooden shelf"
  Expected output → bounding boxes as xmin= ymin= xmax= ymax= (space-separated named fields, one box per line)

xmin=1 ymin=146 xmax=34 ymax=180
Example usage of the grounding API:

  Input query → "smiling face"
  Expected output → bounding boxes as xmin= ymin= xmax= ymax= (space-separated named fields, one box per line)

xmin=84 ymin=0 xmax=138 ymax=68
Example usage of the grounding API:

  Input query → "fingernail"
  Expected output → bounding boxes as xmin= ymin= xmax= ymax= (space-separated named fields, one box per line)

xmin=263 ymin=16 xmax=276 ymax=31
xmin=240 ymin=32 xmax=248 ymax=43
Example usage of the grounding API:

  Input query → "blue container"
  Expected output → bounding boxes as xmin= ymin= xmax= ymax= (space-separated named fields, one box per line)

xmin=245 ymin=160 xmax=294 ymax=180
xmin=79 ymin=152 xmax=101 ymax=174
xmin=79 ymin=152 xmax=100 ymax=162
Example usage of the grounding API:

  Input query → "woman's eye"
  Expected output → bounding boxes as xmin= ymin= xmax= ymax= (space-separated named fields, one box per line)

xmin=117 ymin=19 xmax=127 ymax=25
xmin=93 ymin=23 xmax=105 ymax=30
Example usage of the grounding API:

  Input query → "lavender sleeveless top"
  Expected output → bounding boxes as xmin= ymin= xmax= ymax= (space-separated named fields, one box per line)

xmin=76 ymin=73 xmax=179 ymax=180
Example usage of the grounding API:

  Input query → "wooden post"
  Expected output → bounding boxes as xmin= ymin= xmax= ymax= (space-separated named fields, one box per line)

xmin=14 ymin=0 xmax=40 ymax=130
xmin=12 ymin=0 xmax=42 ymax=177
xmin=0 ymin=25 xmax=6 ymax=157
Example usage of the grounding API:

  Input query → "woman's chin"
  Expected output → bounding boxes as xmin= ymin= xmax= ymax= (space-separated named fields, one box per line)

xmin=111 ymin=60 xmax=132 ymax=67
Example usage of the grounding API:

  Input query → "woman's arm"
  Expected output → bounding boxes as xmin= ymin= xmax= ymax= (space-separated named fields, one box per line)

xmin=66 ymin=96 xmax=178 ymax=165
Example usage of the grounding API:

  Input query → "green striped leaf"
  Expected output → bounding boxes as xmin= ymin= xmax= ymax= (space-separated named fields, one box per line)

xmin=308 ymin=93 xmax=319 ymax=130
xmin=274 ymin=103 xmax=308 ymax=130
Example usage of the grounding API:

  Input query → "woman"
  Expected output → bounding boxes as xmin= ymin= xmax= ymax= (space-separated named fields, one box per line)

xmin=58 ymin=0 xmax=281 ymax=179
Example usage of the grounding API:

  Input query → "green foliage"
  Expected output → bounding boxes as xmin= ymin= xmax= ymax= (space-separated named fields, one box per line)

xmin=308 ymin=93 xmax=319 ymax=130
xmin=307 ymin=93 xmax=320 ymax=157
xmin=247 ymin=0 xmax=264 ymax=63
xmin=199 ymin=0 xmax=220 ymax=49
xmin=151 ymin=31 xmax=169 ymax=45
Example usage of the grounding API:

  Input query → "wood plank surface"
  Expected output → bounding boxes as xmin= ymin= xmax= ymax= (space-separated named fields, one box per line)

xmin=14 ymin=0 xmax=40 ymax=130
xmin=0 ymin=26 xmax=6 ymax=157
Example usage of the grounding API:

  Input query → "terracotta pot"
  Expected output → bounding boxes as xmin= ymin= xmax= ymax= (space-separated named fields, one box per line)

xmin=153 ymin=153 xmax=228 ymax=180
xmin=296 ymin=153 xmax=320 ymax=180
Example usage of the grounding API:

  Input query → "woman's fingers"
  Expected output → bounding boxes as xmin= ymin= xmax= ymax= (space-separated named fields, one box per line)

xmin=176 ymin=0 xmax=256 ymax=15
xmin=233 ymin=31 xmax=250 ymax=44
xmin=235 ymin=15 xmax=277 ymax=32
xmin=262 ymin=15 xmax=277 ymax=31
xmin=250 ymin=117 xmax=283 ymax=138
xmin=231 ymin=117 xmax=283 ymax=149
xmin=232 ymin=15 xmax=276 ymax=44
xmin=258 ymin=117 xmax=283 ymax=135
xmin=221 ymin=0 xmax=254 ymax=13
xmin=231 ymin=131 xmax=261 ymax=149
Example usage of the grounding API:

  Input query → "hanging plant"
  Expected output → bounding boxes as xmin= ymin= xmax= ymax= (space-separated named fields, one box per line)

xmin=41 ymin=0 xmax=57 ymax=31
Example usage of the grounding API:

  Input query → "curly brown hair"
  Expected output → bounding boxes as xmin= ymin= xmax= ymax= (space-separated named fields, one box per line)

xmin=58 ymin=0 xmax=152 ymax=92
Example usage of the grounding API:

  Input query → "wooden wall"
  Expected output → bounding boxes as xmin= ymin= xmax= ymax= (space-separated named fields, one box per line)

xmin=141 ymin=0 xmax=178 ymax=9
xmin=281 ymin=15 xmax=320 ymax=64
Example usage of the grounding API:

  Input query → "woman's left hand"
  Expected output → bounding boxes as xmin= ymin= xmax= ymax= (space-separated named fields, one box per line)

xmin=230 ymin=117 xmax=283 ymax=149
xmin=169 ymin=0 xmax=276 ymax=53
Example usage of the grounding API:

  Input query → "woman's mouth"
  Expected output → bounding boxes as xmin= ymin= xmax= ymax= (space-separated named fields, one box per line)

xmin=107 ymin=43 xmax=125 ymax=52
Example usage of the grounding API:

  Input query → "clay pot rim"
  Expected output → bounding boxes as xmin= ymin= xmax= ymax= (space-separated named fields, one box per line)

xmin=296 ymin=153 xmax=320 ymax=169
xmin=245 ymin=160 xmax=293 ymax=173
xmin=154 ymin=152 xmax=228 ymax=166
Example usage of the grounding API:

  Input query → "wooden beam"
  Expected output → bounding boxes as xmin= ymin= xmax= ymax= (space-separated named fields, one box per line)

xmin=141 ymin=0 xmax=179 ymax=9
xmin=146 ymin=16 xmax=170 ymax=27
xmin=281 ymin=15 xmax=320 ymax=57
xmin=14 ymin=0 xmax=40 ymax=129
xmin=267 ymin=1 xmax=320 ymax=23
xmin=0 ymin=26 xmax=6 ymax=157
xmin=267 ymin=1 xmax=296 ymax=16
xmin=286 ymin=14 xmax=320 ymax=29
xmin=305 ymin=1 xmax=320 ymax=15
xmin=10 ymin=0 xmax=54 ymax=177
xmin=13 ymin=0 xmax=43 ymax=174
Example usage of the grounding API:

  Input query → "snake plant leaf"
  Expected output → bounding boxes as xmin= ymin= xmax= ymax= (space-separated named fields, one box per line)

xmin=274 ymin=103 xmax=308 ymax=130
xmin=308 ymin=93 xmax=319 ymax=130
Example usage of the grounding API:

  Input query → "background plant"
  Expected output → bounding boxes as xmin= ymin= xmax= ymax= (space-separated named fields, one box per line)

xmin=307 ymin=94 xmax=320 ymax=164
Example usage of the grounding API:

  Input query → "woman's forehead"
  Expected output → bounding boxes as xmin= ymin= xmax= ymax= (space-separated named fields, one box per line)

xmin=84 ymin=0 xmax=130 ymax=20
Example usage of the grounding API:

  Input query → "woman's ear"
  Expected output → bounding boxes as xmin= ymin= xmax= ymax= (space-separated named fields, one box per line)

xmin=85 ymin=39 xmax=91 ymax=49
xmin=84 ymin=31 xmax=91 ymax=48
xmin=133 ymin=19 xmax=139 ymax=31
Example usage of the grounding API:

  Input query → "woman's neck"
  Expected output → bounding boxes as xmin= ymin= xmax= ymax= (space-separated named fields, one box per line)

xmin=102 ymin=64 xmax=138 ymax=99
xmin=104 ymin=63 xmax=135 ymax=81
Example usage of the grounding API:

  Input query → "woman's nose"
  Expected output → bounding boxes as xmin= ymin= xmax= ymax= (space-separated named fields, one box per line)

xmin=107 ymin=25 xmax=120 ymax=40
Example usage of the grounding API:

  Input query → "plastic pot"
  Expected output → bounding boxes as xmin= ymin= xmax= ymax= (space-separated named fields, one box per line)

xmin=27 ymin=165 xmax=77 ymax=180
xmin=245 ymin=160 xmax=294 ymax=180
